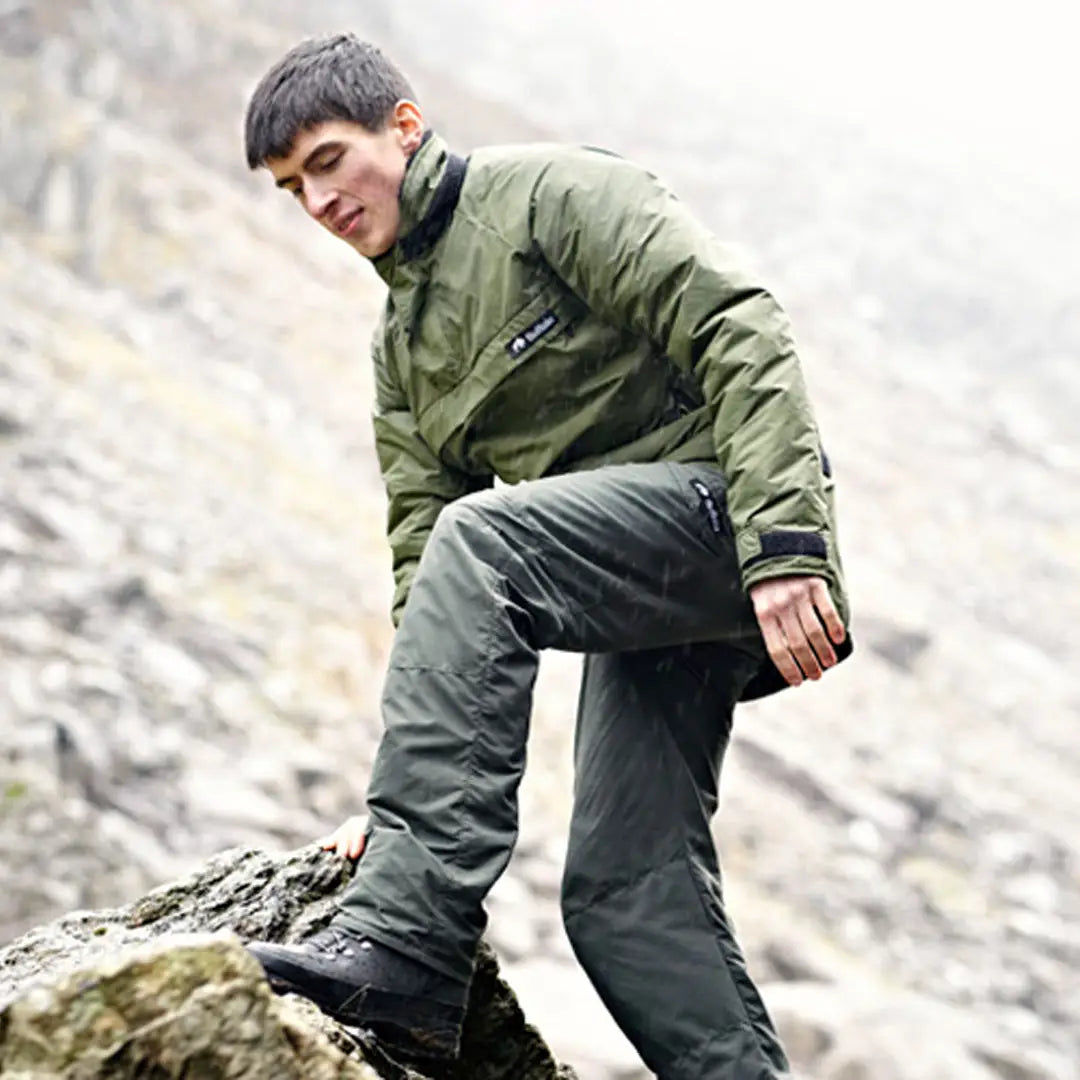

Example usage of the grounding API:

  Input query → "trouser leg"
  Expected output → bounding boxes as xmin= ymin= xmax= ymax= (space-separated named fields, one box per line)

xmin=334 ymin=461 xmax=764 ymax=984
xmin=562 ymin=642 xmax=789 ymax=1079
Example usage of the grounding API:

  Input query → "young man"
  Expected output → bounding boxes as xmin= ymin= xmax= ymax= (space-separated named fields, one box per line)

xmin=243 ymin=32 xmax=852 ymax=1080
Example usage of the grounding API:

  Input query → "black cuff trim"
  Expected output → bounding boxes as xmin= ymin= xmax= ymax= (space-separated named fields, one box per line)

xmin=743 ymin=530 xmax=827 ymax=568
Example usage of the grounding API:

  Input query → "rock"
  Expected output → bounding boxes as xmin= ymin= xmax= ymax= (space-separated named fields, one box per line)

xmin=0 ymin=844 xmax=578 ymax=1079
xmin=857 ymin=615 xmax=932 ymax=674
xmin=0 ymin=934 xmax=383 ymax=1080
xmin=1001 ymin=873 xmax=1060 ymax=915
xmin=135 ymin=636 xmax=210 ymax=699
xmin=499 ymin=957 xmax=643 ymax=1080
xmin=0 ymin=411 xmax=25 ymax=438
xmin=515 ymin=854 xmax=563 ymax=900
xmin=41 ymin=162 xmax=80 ymax=235
xmin=766 ymin=982 xmax=1071 ymax=1080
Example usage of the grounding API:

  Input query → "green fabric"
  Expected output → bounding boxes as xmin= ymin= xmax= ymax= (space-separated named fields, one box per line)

xmin=370 ymin=132 xmax=847 ymax=667
xmin=565 ymin=642 xmax=790 ymax=1077
xmin=351 ymin=137 xmax=840 ymax=1073
xmin=333 ymin=462 xmax=792 ymax=1076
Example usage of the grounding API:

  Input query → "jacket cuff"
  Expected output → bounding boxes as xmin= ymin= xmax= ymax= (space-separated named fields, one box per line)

xmin=391 ymin=563 xmax=419 ymax=628
xmin=737 ymin=529 xmax=833 ymax=592
xmin=741 ymin=528 xmax=827 ymax=566
xmin=741 ymin=554 xmax=833 ymax=590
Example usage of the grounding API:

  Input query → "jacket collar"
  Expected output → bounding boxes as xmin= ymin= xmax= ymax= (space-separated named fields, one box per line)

xmin=372 ymin=131 xmax=467 ymax=286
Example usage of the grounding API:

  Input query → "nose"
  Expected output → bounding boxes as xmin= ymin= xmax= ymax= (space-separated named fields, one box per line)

xmin=304 ymin=180 xmax=338 ymax=222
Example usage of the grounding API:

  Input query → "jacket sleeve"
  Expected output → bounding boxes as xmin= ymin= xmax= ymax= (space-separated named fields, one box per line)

xmin=372 ymin=337 xmax=490 ymax=626
xmin=530 ymin=149 xmax=837 ymax=594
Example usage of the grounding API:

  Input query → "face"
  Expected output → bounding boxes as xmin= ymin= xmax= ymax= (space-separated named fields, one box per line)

xmin=266 ymin=103 xmax=425 ymax=259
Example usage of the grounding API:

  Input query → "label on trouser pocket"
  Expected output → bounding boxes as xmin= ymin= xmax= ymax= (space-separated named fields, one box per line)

xmin=690 ymin=478 xmax=723 ymax=534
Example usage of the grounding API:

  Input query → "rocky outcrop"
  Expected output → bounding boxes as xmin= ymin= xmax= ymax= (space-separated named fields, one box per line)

xmin=1 ymin=937 xmax=387 ymax=1080
xmin=0 ymin=845 xmax=576 ymax=1079
xmin=2 ymin=1 xmax=1079 ymax=1078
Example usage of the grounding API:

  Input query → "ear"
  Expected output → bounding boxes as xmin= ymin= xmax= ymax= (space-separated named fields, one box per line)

xmin=391 ymin=100 xmax=426 ymax=155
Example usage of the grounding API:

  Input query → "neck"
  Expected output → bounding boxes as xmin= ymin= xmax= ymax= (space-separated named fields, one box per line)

xmin=372 ymin=131 xmax=466 ymax=282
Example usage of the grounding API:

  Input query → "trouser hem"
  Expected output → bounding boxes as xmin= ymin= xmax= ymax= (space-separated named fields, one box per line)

xmin=666 ymin=1026 xmax=783 ymax=1080
xmin=330 ymin=906 xmax=474 ymax=986
xmin=683 ymin=842 xmax=789 ymax=1073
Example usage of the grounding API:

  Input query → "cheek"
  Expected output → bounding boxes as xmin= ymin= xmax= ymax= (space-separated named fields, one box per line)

xmin=366 ymin=175 xmax=403 ymax=240
xmin=374 ymin=167 xmax=404 ymax=206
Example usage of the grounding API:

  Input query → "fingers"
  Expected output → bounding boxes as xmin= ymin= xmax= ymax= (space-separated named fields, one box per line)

xmin=756 ymin=609 xmax=805 ymax=687
xmin=345 ymin=829 xmax=366 ymax=861
xmin=780 ymin=607 xmax=823 ymax=681
xmin=316 ymin=815 xmax=368 ymax=860
xmin=750 ymin=575 xmax=847 ymax=687
xmin=796 ymin=590 xmax=837 ymax=671
xmin=810 ymin=577 xmax=847 ymax=646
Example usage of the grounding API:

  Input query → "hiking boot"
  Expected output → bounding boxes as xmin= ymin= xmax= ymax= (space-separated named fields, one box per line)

xmin=246 ymin=925 xmax=467 ymax=1059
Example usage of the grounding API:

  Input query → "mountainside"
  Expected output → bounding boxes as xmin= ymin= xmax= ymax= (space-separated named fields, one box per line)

xmin=1 ymin=3 xmax=1077 ymax=1077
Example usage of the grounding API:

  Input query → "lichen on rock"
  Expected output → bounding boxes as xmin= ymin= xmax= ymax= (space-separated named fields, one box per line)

xmin=0 ymin=845 xmax=577 ymax=1079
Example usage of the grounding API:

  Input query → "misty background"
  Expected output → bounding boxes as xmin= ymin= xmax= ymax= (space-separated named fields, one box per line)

xmin=1 ymin=2 xmax=1077 ymax=1077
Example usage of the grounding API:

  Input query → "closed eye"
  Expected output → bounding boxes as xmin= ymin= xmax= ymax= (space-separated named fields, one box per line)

xmin=275 ymin=142 xmax=344 ymax=198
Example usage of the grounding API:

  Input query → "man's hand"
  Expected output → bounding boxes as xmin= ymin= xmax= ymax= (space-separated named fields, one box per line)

xmin=315 ymin=814 xmax=368 ymax=860
xmin=748 ymin=575 xmax=846 ymax=687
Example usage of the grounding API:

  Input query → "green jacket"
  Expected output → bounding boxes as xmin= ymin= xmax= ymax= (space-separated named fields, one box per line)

xmin=370 ymin=132 xmax=849 ymax=635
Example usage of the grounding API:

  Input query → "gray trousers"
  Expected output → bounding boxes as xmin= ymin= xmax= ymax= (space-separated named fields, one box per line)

xmin=335 ymin=462 xmax=790 ymax=1079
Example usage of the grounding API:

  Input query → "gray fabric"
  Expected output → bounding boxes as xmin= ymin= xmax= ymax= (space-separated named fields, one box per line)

xmin=564 ymin=644 xmax=788 ymax=1077
xmin=334 ymin=461 xmax=789 ymax=1077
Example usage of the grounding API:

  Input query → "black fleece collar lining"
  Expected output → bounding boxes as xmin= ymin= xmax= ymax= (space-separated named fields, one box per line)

xmin=399 ymin=152 xmax=468 ymax=263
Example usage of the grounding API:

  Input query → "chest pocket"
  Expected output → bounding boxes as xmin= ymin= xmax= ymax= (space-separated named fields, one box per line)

xmin=416 ymin=277 xmax=590 ymax=455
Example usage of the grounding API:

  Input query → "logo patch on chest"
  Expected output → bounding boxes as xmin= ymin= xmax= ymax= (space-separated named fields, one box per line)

xmin=506 ymin=309 xmax=559 ymax=360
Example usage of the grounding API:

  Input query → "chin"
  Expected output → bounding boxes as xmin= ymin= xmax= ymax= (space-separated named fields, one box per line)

xmin=365 ymin=236 xmax=395 ymax=258
xmin=347 ymin=234 xmax=384 ymax=259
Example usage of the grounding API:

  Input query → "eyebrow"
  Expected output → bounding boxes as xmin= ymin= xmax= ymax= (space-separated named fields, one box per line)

xmin=275 ymin=141 xmax=343 ymax=189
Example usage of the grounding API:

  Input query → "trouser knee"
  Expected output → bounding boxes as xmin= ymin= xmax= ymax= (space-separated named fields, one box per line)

xmin=559 ymin=868 xmax=609 ymax=973
xmin=423 ymin=487 xmax=510 ymax=564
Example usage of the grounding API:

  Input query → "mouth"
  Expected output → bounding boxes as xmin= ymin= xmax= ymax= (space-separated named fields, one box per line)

xmin=336 ymin=209 xmax=363 ymax=237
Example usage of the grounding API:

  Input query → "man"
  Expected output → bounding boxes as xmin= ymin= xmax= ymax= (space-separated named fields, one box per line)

xmin=243 ymin=32 xmax=852 ymax=1080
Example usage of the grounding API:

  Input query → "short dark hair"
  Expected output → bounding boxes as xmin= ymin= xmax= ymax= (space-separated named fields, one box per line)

xmin=244 ymin=33 xmax=417 ymax=168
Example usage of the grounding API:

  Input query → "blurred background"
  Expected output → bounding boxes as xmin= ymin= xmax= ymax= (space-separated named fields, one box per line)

xmin=1 ymin=2 xmax=1077 ymax=1077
